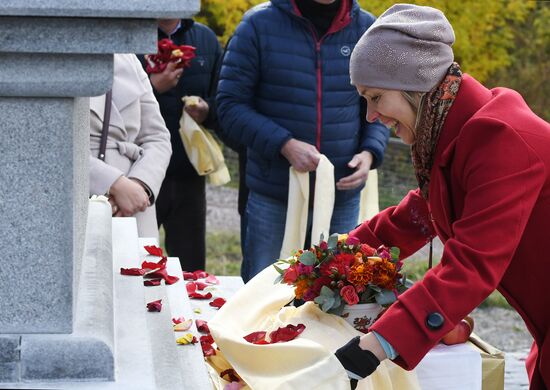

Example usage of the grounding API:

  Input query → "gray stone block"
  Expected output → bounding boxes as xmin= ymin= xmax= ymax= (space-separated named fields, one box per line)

xmin=0 ymin=335 xmax=20 ymax=363
xmin=0 ymin=53 xmax=113 ymax=97
xmin=0 ymin=0 xmax=200 ymax=18
xmin=0 ymin=17 xmax=157 ymax=54
xmin=21 ymin=335 xmax=114 ymax=381
xmin=0 ymin=97 xmax=81 ymax=333
xmin=0 ymin=363 xmax=18 ymax=382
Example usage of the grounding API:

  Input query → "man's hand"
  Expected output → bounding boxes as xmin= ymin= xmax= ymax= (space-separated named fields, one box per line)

xmin=185 ymin=96 xmax=209 ymax=124
xmin=281 ymin=138 xmax=320 ymax=172
xmin=149 ymin=62 xmax=183 ymax=94
xmin=109 ymin=176 xmax=150 ymax=217
xmin=336 ymin=150 xmax=373 ymax=191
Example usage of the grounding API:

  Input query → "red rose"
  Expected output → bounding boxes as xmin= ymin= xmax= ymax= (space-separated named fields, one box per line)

xmin=283 ymin=265 xmax=299 ymax=284
xmin=340 ymin=285 xmax=359 ymax=305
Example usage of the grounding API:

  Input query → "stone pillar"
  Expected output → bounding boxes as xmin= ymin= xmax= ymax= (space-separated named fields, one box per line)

xmin=0 ymin=0 xmax=198 ymax=383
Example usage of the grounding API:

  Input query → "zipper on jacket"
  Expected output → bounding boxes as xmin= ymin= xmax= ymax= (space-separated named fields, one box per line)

xmin=315 ymin=41 xmax=322 ymax=151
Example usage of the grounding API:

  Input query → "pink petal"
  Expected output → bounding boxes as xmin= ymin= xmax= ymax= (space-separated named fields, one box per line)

xmin=205 ymin=274 xmax=220 ymax=285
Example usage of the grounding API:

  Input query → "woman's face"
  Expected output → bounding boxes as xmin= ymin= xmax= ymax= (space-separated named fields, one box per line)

xmin=357 ymin=86 xmax=417 ymax=145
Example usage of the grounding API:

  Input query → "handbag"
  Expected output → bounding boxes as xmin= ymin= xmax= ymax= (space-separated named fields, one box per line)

xmin=98 ymin=89 xmax=112 ymax=161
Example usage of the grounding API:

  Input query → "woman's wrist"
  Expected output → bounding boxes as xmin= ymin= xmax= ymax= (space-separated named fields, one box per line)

xmin=359 ymin=332 xmax=388 ymax=361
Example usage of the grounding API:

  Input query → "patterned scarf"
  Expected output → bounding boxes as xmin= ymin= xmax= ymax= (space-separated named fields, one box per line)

xmin=411 ymin=62 xmax=462 ymax=199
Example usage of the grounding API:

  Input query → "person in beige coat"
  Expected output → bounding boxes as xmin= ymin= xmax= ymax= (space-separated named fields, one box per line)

xmin=89 ymin=53 xmax=172 ymax=239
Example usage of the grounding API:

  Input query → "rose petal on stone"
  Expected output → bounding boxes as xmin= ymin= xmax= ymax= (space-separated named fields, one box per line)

xmin=176 ymin=333 xmax=198 ymax=345
xmin=189 ymin=292 xmax=213 ymax=300
xmin=144 ymin=279 xmax=162 ymax=287
xmin=209 ymin=297 xmax=226 ymax=309
xmin=193 ymin=270 xmax=209 ymax=279
xmin=196 ymin=320 xmax=210 ymax=333
xmin=172 ymin=316 xmax=185 ymax=325
xmin=173 ymin=319 xmax=193 ymax=332
xmin=205 ymin=274 xmax=220 ymax=285
xmin=120 ymin=267 xmax=145 ymax=276
xmin=146 ymin=299 xmax=162 ymax=312
xmin=183 ymin=272 xmax=197 ymax=280
xmin=144 ymin=245 xmax=164 ymax=257
xmin=186 ymin=281 xmax=197 ymax=294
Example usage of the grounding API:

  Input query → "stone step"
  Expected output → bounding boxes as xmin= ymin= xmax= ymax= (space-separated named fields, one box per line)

xmin=138 ymin=238 xmax=212 ymax=389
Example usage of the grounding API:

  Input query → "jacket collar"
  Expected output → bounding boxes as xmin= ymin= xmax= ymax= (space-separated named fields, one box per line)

xmin=433 ymin=74 xmax=493 ymax=168
xmin=273 ymin=0 xmax=356 ymax=35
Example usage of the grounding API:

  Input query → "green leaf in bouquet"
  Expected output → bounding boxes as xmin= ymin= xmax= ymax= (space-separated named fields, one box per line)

xmin=390 ymin=247 xmax=400 ymax=261
xmin=369 ymin=284 xmax=382 ymax=293
xmin=327 ymin=233 xmax=339 ymax=250
xmin=273 ymin=263 xmax=286 ymax=275
xmin=375 ymin=289 xmax=398 ymax=305
xmin=314 ymin=286 xmax=337 ymax=312
xmin=319 ymin=232 xmax=325 ymax=243
xmin=299 ymin=251 xmax=317 ymax=266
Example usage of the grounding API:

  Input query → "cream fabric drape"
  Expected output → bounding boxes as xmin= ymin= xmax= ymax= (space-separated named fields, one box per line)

xmin=279 ymin=155 xmax=335 ymax=259
xmin=358 ymin=169 xmax=380 ymax=224
xmin=207 ymin=266 xmax=421 ymax=390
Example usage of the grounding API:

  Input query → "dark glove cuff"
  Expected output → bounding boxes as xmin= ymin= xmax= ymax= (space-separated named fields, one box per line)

xmin=335 ymin=336 xmax=381 ymax=378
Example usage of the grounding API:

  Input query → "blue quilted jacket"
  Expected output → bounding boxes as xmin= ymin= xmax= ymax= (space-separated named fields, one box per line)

xmin=217 ymin=0 xmax=389 ymax=203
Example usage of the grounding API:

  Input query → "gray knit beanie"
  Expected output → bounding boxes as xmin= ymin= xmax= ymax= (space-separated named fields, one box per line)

xmin=350 ymin=4 xmax=455 ymax=92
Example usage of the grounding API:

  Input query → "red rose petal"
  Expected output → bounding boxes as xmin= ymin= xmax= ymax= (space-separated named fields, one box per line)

xmin=209 ymin=297 xmax=226 ymax=309
xmin=145 ymin=268 xmax=180 ymax=285
xmin=205 ymin=274 xmax=220 ymax=285
xmin=120 ymin=267 xmax=145 ymax=276
xmin=195 ymin=281 xmax=209 ymax=290
xmin=188 ymin=292 xmax=213 ymax=300
xmin=269 ymin=323 xmax=306 ymax=343
xmin=142 ymin=257 xmax=167 ymax=271
xmin=196 ymin=320 xmax=209 ymax=333
xmin=172 ymin=316 xmax=185 ymax=325
xmin=144 ymin=245 xmax=164 ymax=257
xmin=183 ymin=272 xmax=197 ymax=280
xmin=193 ymin=270 xmax=209 ymax=279
xmin=144 ymin=279 xmax=162 ymax=286
xmin=146 ymin=299 xmax=162 ymax=312
xmin=243 ymin=331 xmax=267 ymax=344
xmin=200 ymin=334 xmax=216 ymax=357
xmin=186 ymin=281 xmax=197 ymax=294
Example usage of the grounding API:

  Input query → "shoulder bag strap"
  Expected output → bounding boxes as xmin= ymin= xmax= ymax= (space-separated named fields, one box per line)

xmin=98 ymin=89 xmax=113 ymax=161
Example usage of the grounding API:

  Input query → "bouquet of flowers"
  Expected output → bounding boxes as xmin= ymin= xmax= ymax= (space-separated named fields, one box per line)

xmin=144 ymin=38 xmax=196 ymax=74
xmin=274 ymin=233 xmax=410 ymax=314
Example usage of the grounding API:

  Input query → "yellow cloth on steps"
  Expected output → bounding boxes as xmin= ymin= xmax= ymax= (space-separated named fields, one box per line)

xmin=208 ymin=266 xmax=421 ymax=390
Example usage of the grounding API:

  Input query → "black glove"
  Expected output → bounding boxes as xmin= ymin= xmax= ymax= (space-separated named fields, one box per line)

xmin=335 ymin=336 xmax=380 ymax=389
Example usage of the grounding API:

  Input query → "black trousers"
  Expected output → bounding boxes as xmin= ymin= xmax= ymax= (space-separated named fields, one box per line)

xmin=156 ymin=175 xmax=206 ymax=271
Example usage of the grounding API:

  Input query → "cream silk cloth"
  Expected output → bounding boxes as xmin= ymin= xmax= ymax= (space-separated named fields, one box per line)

xmin=279 ymin=157 xmax=380 ymax=259
xmin=358 ymin=169 xmax=379 ymax=224
xmin=279 ymin=155 xmax=335 ymax=259
xmin=207 ymin=266 xmax=421 ymax=390
xmin=179 ymin=96 xmax=230 ymax=186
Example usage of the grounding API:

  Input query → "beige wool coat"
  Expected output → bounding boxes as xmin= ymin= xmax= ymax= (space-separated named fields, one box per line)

xmin=89 ymin=53 xmax=171 ymax=238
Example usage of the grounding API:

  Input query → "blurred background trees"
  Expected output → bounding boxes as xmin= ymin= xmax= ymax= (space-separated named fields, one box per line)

xmin=197 ymin=0 xmax=549 ymax=120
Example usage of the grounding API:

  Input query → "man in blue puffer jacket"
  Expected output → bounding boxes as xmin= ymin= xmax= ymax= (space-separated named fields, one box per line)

xmin=217 ymin=0 xmax=389 ymax=282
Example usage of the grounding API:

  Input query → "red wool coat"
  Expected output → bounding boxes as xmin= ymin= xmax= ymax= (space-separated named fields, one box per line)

xmin=350 ymin=75 xmax=550 ymax=389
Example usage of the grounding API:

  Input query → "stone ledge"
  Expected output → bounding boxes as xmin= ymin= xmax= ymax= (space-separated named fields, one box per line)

xmin=0 ymin=335 xmax=20 ymax=363
xmin=0 ymin=54 xmax=113 ymax=97
xmin=21 ymin=335 xmax=114 ymax=381
xmin=0 ymin=0 xmax=199 ymax=18
xmin=0 ymin=17 xmax=157 ymax=54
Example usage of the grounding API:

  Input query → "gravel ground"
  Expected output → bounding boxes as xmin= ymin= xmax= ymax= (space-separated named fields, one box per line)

xmin=206 ymin=184 xmax=533 ymax=387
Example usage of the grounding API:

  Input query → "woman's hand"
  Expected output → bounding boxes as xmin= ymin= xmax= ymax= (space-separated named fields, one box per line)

xmin=109 ymin=176 xmax=150 ymax=217
xmin=335 ymin=333 xmax=385 ymax=388
xmin=281 ymin=138 xmax=321 ymax=172
xmin=336 ymin=151 xmax=373 ymax=190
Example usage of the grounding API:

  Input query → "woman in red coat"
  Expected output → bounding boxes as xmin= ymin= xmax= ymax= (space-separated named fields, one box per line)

xmin=334 ymin=4 xmax=550 ymax=389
